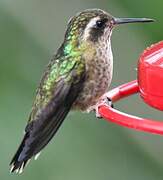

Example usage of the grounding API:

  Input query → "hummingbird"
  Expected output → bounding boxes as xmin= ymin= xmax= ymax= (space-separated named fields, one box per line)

xmin=10 ymin=9 xmax=154 ymax=173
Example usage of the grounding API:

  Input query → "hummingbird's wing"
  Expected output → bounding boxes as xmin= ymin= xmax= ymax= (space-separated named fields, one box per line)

xmin=10 ymin=56 xmax=85 ymax=173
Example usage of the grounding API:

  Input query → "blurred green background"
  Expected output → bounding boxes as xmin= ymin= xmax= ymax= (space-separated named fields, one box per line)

xmin=1 ymin=0 xmax=163 ymax=179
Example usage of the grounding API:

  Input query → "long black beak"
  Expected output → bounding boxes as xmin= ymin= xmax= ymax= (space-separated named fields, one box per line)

xmin=113 ymin=17 xmax=155 ymax=25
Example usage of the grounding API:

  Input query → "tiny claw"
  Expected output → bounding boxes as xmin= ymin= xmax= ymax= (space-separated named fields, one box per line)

xmin=87 ymin=96 xmax=114 ymax=119
xmin=86 ymin=104 xmax=101 ymax=117
xmin=95 ymin=106 xmax=102 ymax=118
xmin=95 ymin=97 xmax=114 ymax=118
xmin=106 ymin=97 xmax=114 ymax=108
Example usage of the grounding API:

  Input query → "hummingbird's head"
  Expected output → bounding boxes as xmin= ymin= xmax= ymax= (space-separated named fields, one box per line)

xmin=64 ymin=9 xmax=154 ymax=45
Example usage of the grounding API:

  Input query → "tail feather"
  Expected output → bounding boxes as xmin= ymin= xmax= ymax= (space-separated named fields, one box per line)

xmin=9 ymin=106 xmax=70 ymax=173
xmin=10 ymin=132 xmax=31 ymax=173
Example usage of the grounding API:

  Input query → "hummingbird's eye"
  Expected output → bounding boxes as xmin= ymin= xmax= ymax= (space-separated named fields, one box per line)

xmin=95 ymin=20 xmax=105 ymax=28
xmin=95 ymin=18 xmax=108 ymax=29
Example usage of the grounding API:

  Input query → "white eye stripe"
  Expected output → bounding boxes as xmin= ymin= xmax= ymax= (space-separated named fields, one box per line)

xmin=82 ymin=17 xmax=100 ymax=41
xmin=86 ymin=17 xmax=100 ymax=29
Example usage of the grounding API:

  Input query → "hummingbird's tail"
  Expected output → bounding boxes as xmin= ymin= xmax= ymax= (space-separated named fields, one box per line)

xmin=10 ymin=132 xmax=31 ymax=174
xmin=9 ymin=107 xmax=69 ymax=174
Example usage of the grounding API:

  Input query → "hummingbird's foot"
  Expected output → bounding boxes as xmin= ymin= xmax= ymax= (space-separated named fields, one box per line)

xmin=106 ymin=97 xmax=114 ymax=108
xmin=86 ymin=96 xmax=114 ymax=118
xmin=86 ymin=105 xmax=101 ymax=118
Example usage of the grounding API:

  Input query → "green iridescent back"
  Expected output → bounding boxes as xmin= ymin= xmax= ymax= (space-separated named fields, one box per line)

xmin=29 ymin=50 xmax=84 ymax=121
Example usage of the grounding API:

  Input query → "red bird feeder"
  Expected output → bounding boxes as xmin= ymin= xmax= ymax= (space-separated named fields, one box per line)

xmin=98 ymin=41 xmax=163 ymax=135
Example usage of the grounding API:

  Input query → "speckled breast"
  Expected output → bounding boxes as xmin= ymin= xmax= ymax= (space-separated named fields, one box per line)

xmin=73 ymin=43 xmax=113 ymax=111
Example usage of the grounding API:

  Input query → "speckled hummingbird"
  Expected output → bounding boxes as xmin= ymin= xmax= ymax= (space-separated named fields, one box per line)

xmin=10 ymin=9 xmax=154 ymax=173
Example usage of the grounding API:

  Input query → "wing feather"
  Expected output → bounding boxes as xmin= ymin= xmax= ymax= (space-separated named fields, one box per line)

xmin=10 ymin=61 xmax=85 ymax=173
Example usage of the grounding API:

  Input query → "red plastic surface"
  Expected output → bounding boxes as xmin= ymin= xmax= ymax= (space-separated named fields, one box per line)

xmin=98 ymin=41 xmax=163 ymax=135
xmin=98 ymin=80 xmax=163 ymax=135
xmin=138 ymin=41 xmax=163 ymax=110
